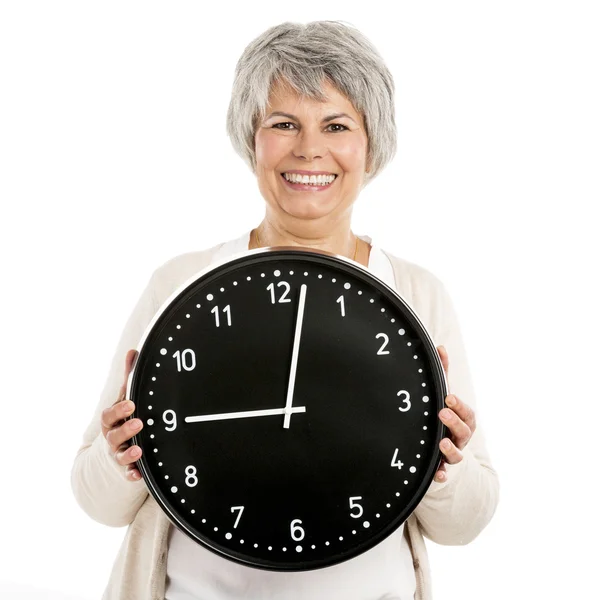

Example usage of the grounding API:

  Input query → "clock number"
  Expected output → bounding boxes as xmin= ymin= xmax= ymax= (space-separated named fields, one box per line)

xmin=267 ymin=281 xmax=291 ymax=304
xmin=185 ymin=465 xmax=198 ymax=487
xmin=336 ymin=295 xmax=346 ymax=317
xmin=349 ymin=496 xmax=363 ymax=518
xmin=173 ymin=349 xmax=196 ymax=372
xmin=231 ymin=506 xmax=244 ymax=529
xmin=376 ymin=333 xmax=390 ymax=355
xmin=397 ymin=390 xmax=411 ymax=412
xmin=211 ymin=305 xmax=232 ymax=327
xmin=391 ymin=448 xmax=404 ymax=470
xmin=290 ymin=519 xmax=305 ymax=541
xmin=162 ymin=409 xmax=177 ymax=431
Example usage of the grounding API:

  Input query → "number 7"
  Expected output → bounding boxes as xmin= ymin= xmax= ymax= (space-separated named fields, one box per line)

xmin=231 ymin=506 xmax=244 ymax=529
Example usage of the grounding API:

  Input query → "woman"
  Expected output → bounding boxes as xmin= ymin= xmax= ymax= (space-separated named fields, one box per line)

xmin=71 ymin=20 xmax=499 ymax=600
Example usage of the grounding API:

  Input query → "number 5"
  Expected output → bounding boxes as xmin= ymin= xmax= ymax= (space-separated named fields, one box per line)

xmin=349 ymin=496 xmax=363 ymax=518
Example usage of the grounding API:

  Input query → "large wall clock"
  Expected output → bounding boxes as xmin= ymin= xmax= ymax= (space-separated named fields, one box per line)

xmin=127 ymin=246 xmax=448 ymax=571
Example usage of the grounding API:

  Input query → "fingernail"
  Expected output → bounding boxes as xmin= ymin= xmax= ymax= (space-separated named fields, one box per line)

xmin=124 ymin=401 xmax=135 ymax=413
xmin=437 ymin=471 xmax=445 ymax=481
xmin=442 ymin=439 xmax=451 ymax=450
xmin=446 ymin=395 xmax=456 ymax=407
xmin=131 ymin=447 xmax=141 ymax=457
xmin=131 ymin=420 xmax=142 ymax=430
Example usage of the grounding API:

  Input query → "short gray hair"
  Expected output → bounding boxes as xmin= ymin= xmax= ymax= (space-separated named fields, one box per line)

xmin=226 ymin=21 xmax=397 ymax=186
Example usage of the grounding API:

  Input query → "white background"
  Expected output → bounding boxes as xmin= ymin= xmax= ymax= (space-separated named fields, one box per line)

xmin=1 ymin=1 xmax=598 ymax=598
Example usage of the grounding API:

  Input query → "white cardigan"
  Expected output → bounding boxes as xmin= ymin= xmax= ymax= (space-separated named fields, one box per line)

xmin=71 ymin=234 xmax=499 ymax=600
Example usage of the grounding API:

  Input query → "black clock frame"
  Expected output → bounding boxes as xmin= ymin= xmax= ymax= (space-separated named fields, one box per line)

xmin=126 ymin=246 xmax=449 ymax=571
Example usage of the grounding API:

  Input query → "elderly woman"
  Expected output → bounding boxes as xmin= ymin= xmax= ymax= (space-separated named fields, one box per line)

xmin=71 ymin=20 xmax=498 ymax=600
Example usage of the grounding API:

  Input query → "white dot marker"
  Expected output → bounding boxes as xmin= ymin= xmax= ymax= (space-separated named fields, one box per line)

xmin=325 ymin=541 xmax=330 ymax=546
xmin=171 ymin=486 xmax=178 ymax=493
xmin=318 ymin=274 xmax=323 ymax=278
xmin=358 ymin=290 xmax=363 ymax=295
xmin=376 ymin=513 xmax=380 ymax=518
xmin=261 ymin=273 xmax=265 ymax=278
xmin=282 ymin=547 xmax=287 ymax=551
xmin=410 ymin=466 xmax=417 ymax=473
xmin=147 ymin=419 xmax=154 ymax=425
xmin=339 ymin=536 xmax=343 ymax=541
xmin=247 ymin=276 xmax=251 ymax=281
xmin=168 ymin=337 xmax=173 ymax=341
xmin=332 ymin=278 xmax=336 ymax=282
xmin=421 ymin=383 xmax=426 ymax=387
xmin=158 ymin=462 xmax=163 ymax=466
xmin=363 ymin=521 xmax=370 ymax=528
xmin=344 ymin=283 xmax=351 ymax=289
xmin=352 ymin=530 xmax=356 ymax=535
xmin=164 ymin=475 xmax=169 ymax=479
xmin=156 ymin=363 xmax=160 ymax=367
xmin=417 ymin=454 xmax=421 ymax=458
xmin=311 ymin=544 xmax=316 ymax=549
xmin=191 ymin=510 xmax=195 ymax=514
xmin=304 ymin=272 xmax=308 ymax=276
xmin=391 ymin=318 xmax=395 ymax=323
xmin=220 ymin=288 xmax=224 ymax=292
xmin=207 ymin=294 xmax=214 ymax=301
xmin=150 ymin=434 xmax=155 ymax=439
xmin=176 ymin=325 xmax=181 ymax=329
xmin=214 ymin=527 xmax=218 ymax=532
xmin=196 ymin=304 xmax=201 ymax=308
xmin=386 ymin=503 xmax=391 ymax=508
xmin=181 ymin=499 xmax=185 ymax=503
xmin=148 ymin=405 xmax=153 ymax=410
xmin=254 ymin=544 xmax=258 ymax=548
xmin=396 ymin=492 xmax=400 ymax=497
xmin=296 ymin=545 xmax=302 ymax=552
xmin=268 ymin=546 xmax=272 ymax=551
xmin=233 ymin=282 xmax=238 ymax=286
xmin=404 ymin=480 xmax=409 ymax=484
xmin=423 ymin=396 xmax=429 ymax=403
xmin=274 ymin=270 xmax=281 ymax=276
xmin=202 ymin=519 xmax=206 ymax=523
xmin=398 ymin=328 xmax=405 ymax=335
xmin=407 ymin=342 xmax=412 ymax=346
xmin=413 ymin=354 xmax=418 ymax=359
xmin=370 ymin=298 xmax=374 ymax=303
xmin=160 ymin=348 xmax=167 ymax=355
xmin=226 ymin=533 xmax=232 ymax=540
xmin=289 ymin=271 xmax=294 ymax=275
xmin=153 ymin=448 xmax=158 ymax=453
xmin=423 ymin=426 xmax=427 ymax=430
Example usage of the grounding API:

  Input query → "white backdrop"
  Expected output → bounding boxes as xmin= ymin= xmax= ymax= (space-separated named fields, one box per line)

xmin=1 ymin=1 xmax=598 ymax=599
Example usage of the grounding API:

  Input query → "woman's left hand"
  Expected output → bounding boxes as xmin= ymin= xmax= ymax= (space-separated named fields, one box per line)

xmin=434 ymin=345 xmax=477 ymax=483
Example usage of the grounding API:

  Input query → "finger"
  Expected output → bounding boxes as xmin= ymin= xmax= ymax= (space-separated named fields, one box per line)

xmin=437 ymin=345 xmax=449 ymax=379
xmin=101 ymin=400 xmax=136 ymax=438
xmin=125 ymin=464 xmax=143 ymax=482
xmin=434 ymin=460 xmax=447 ymax=483
xmin=114 ymin=442 xmax=143 ymax=467
xmin=106 ymin=418 xmax=144 ymax=453
xmin=439 ymin=407 xmax=472 ymax=450
xmin=439 ymin=437 xmax=464 ymax=465
xmin=445 ymin=394 xmax=476 ymax=435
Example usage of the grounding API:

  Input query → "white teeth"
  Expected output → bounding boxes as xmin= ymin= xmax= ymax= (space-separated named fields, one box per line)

xmin=283 ymin=173 xmax=336 ymax=186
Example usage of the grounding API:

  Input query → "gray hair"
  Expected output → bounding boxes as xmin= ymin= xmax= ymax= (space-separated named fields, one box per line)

xmin=226 ymin=21 xmax=397 ymax=187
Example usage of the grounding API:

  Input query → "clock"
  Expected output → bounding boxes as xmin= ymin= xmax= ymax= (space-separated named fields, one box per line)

xmin=127 ymin=246 xmax=448 ymax=571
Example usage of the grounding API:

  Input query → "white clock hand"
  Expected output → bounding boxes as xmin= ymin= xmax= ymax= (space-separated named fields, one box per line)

xmin=185 ymin=406 xmax=306 ymax=423
xmin=283 ymin=283 xmax=307 ymax=429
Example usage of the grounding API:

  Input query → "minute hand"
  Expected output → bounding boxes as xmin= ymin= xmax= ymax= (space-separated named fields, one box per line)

xmin=283 ymin=283 xmax=307 ymax=429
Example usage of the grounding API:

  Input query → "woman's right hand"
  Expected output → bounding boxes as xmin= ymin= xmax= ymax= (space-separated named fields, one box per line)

xmin=101 ymin=349 xmax=144 ymax=482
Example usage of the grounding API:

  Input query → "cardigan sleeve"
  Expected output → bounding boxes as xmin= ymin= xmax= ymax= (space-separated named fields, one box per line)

xmin=70 ymin=271 xmax=160 ymax=527
xmin=413 ymin=276 xmax=500 ymax=546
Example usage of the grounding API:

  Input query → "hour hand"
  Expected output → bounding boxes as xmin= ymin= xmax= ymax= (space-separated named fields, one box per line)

xmin=185 ymin=406 xmax=306 ymax=424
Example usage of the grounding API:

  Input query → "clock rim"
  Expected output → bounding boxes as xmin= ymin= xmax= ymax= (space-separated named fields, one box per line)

xmin=126 ymin=247 xmax=449 ymax=571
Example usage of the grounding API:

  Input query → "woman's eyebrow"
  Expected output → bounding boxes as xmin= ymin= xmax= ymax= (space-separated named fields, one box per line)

xmin=266 ymin=111 xmax=356 ymax=123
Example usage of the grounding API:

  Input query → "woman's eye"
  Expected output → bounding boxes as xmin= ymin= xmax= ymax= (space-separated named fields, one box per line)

xmin=273 ymin=122 xmax=296 ymax=130
xmin=327 ymin=123 xmax=348 ymax=132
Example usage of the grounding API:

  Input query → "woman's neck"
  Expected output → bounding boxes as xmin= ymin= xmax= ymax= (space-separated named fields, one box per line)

xmin=249 ymin=219 xmax=370 ymax=266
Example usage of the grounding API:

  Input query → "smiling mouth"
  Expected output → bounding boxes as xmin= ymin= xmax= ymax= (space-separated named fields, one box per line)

xmin=280 ymin=173 xmax=338 ymax=189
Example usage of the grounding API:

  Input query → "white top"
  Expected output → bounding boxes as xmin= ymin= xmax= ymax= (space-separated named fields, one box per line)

xmin=164 ymin=230 xmax=416 ymax=600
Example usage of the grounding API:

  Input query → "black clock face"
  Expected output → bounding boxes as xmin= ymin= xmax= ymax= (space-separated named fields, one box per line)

xmin=128 ymin=248 xmax=448 ymax=571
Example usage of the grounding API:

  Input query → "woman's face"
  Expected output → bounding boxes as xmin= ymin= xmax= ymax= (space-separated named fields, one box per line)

xmin=254 ymin=79 xmax=369 ymax=228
